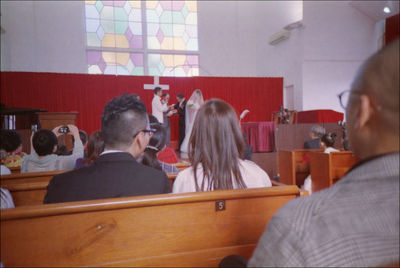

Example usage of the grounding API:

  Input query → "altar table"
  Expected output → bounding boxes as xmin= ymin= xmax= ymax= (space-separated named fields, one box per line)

xmin=241 ymin=122 xmax=275 ymax=152
xmin=297 ymin=109 xmax=343 ymax=124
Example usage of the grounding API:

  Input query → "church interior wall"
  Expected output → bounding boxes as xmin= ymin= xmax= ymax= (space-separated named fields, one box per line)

xmin=0 ymin=1 xmax=382 ymax=113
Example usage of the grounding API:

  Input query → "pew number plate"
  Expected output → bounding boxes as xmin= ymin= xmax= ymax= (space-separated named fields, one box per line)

xmin=215 ymin=200 xmax=226 ymax=211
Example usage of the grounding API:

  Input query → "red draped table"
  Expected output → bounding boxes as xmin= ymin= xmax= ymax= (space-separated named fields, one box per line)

xmin=241 ymin=121 xmax=275 ymax=152
xmin=297 ymin=109 xmax=344 ymax=123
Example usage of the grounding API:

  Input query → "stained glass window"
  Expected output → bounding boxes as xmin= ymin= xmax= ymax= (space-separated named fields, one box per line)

xmin=146 ymin=1 xmax=198 ymax=51
xmin=85 ymin=0 xmax=198 ymax=77
xmin=148 ymin=53 xmax=198 ymax=77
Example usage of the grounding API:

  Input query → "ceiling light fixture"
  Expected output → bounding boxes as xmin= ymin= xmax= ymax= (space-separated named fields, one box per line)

xmin=383 ymin=6 xmax=391 ymax=13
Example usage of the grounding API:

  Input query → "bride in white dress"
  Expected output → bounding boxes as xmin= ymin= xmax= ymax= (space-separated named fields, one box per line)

xmin=180 ymin=89 xmax=204 ymax=156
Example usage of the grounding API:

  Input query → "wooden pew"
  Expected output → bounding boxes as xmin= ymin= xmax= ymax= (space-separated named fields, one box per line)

xmin=0 ymin=170 xmax=68 ymax=185
xmin=2 ymin=181 xmax=48 ymax=206
xmin=271 ymin=179 xmax=309 ymax=197
xmin=2 ymin=172 xmax=179 ymax=207
xmin=310 ymin=151 xmax=359 ymax=193
xmin=278 ymin=149 xmax=323 ymax=186
xmin=9 ymin=166 xmax=21 ymax=174
xmin=1 ymin=186 xmax=300 ymax=267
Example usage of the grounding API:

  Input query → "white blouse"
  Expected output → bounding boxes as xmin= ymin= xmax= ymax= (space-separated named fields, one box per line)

xmin=172 ymin=159 xmax=272 ymax=193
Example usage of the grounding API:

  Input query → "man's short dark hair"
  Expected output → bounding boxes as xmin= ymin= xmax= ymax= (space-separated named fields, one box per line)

xmin=32 ymin=129 xmax=58 ymax=156
xmin=177 ymin=93 xmax=184 ymax=99
xmin=101 ymin=93 xmax=148 ymax=149
xmin=0 ymin=129 xmax=22 ymax=152
xmin=154 ymin=87 xmax=162 ymax=95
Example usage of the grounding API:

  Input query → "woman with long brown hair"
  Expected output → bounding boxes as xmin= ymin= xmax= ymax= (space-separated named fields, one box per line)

xmin=173 ymin=99 xmax=271 ymax=193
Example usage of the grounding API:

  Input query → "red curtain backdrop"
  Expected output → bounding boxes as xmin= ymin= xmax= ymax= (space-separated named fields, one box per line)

xmin=385 ymin=13 xmax=400 ymax=45
xmin=1 ymin=72 xmax=283 ymax=141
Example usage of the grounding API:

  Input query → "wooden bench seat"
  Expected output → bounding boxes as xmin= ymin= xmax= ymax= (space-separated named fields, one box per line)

xmin=2 ymin=173 xmax=179 ymax=207
xmin=1 ymin=186 xmax=301 ymax=267
xmin=310 ymin=151 xmax=359 ymax=192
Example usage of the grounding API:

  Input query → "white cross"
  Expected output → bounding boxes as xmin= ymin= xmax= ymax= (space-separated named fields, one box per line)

xmin=143 ymin=76 xmax=169 ymax=90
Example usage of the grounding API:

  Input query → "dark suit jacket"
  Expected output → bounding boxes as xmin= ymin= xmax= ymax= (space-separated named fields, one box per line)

xmin=43 ymin=152 xmax=171 ymax=204
xmin=174 ymin=99 xmax=187 ymax=125
xmin=303 ymin=138 xmax=321 ymax=149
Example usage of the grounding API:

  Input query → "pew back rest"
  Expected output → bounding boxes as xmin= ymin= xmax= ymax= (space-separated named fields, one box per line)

xmin=0 ymin=170 xmax=68 ymax=185
xmin=1 ymin=186 xmax=300 ymax=267
xmin=310 ymin=151 xmax=358 ymax=192
xmin=1 ymin=173 xmax=179 ymax=207
xmin=278 ymin=149 xmax=323 ymax=186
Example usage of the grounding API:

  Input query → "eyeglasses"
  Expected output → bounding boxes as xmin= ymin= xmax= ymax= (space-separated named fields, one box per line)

xmin=337 ymin=90 xmax=351 ymax=110
xmin=338 ymin=90 xmax=382 ymax=112
xmin=133 ymin=128 xmax=156 ymax=138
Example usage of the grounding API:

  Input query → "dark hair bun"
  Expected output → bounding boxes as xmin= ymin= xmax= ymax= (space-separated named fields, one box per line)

xmin=321 ymin=132 xmax=337 ymax=147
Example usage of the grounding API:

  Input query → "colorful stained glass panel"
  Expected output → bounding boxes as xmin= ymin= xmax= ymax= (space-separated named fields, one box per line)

xmin=145 ymin=0 xmax=198 ymax=51
xmin=86 ymin=1 xmax=198 ymax=76
xmin=85 ymin=0 xmax=142 ymax=49
xmin=87 ymin=50 xmax=144 ymax=75
xmin=148 ymin=53 xmax=199 ymax=77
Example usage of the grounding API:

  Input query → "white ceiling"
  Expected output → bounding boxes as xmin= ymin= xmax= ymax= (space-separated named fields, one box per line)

xmin=349 ymin=0 xmax=399 ymax=22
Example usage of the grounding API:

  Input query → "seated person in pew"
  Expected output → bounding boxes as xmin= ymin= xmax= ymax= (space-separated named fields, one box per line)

xmin=303 ymin=125 xmax=326 ymax=149
xmin=72 ymin=130 xmax=88 ymax=156
xmin=221 ymin=39 xmax=400 ymax=267
xmin=247 ymin=39 xmax=400 ymax=267
xmin=0 ymin=148 xmax=11 ymax=176
xmin=0 ymin=187 xmax=15 ymax=209
xmin=44 ymin=94 xmax=171 ymax=204
xmin=301 ymin=132 xmax=339 ymax=194
xmin=141 ymin=123 xmax=179 ymax=174
xmin=0 ymin=129 xmax=26 ymax=169
xmin=147 ymin=114 xmax=179 ymax=164
xmin=173 ymin=99 xmax=271 ymax=193
xmin=56 ymin=130 xmax=88 ymax=157
xmin=21 ymin=125 xmax=84 ymax=173
xmin=74 ymin=130 xmax=104 ymax=169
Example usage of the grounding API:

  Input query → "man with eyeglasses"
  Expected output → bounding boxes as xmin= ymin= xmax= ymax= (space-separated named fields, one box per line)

xmin=44 ymin=94 xmax=171 ymax=204
xmin=246 ymin=39 xmax=399 ymax=267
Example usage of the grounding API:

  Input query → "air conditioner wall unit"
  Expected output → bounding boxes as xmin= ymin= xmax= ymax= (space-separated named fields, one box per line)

xmin=269 ymin=29 xmax=291 ymax=45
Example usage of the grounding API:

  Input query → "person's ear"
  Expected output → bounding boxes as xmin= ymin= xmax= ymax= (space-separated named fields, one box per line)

xmin=135 ymin=132 xmax=148 ymax=151
xmin=353 ymin=95 xmax=373 ymax=130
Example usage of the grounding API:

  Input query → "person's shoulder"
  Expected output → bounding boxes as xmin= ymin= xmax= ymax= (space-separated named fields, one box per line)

xmin=174 ymin=166 xmax=194 ymax=182
xmin=52 ymin=165 xmax=89 ymax=181
xmin=135 ymin=161 xmax=168 ymax=179
xmin=272 ymin=186 xmax=338 ymax=230
xmin=240 ymin=159 xmax=267 ymax=174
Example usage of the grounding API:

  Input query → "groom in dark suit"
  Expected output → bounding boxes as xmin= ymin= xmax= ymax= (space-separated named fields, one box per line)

xmin=44 ymin=94 xmax=171 ymax=204
xmin=174 ymin=93 xmax=187 ymax=150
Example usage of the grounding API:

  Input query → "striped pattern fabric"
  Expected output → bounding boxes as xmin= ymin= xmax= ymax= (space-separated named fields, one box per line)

xmin=249 ymin=153 xmax=399 ymax=267
xmin=160 ymin=161 xmax=179 ymax=174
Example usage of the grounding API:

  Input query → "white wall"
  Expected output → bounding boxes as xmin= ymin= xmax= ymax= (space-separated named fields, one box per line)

xmin=1 ymin=1 xmax=382 ymax=112
xmin=1 ymin=1 xmax=87 ymax=73
xmin=302 ymin=1 xmax=379 ymax=113
xmin=198 ymin=1 xmax=304 ymax=109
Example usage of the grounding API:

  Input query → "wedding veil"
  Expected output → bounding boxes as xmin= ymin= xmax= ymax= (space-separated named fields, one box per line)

xmin=184 ymin=89 xmax=204 ymax=134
